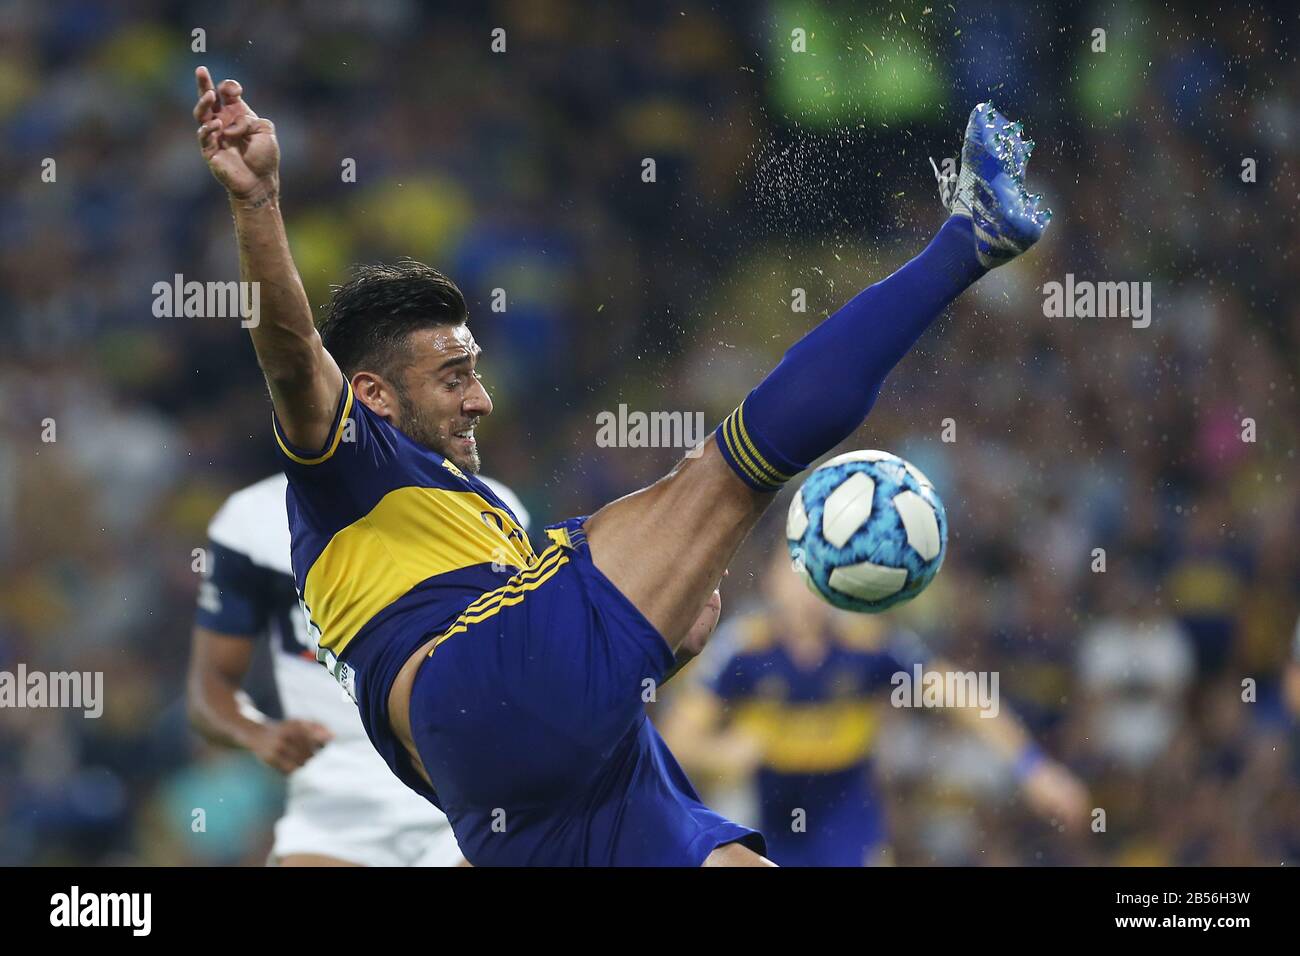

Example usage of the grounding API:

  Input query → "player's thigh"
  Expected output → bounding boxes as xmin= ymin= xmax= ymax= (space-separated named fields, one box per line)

xmin=702 ymin=842 xmax=778 ymax=867
xmin=584 ymin=435 xmax=772 ymax=650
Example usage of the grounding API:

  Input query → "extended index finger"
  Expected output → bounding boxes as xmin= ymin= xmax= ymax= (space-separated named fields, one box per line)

xmin=194 ymin=67 xmax=218 ymax=122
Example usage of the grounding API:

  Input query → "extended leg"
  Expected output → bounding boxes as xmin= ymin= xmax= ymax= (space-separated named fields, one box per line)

xmin=587 ymin=104 xmax=1050 ymax=652
xmin=587 ymin=217 xmax=985 ymax=647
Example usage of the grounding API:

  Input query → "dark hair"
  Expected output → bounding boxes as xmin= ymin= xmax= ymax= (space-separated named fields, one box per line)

xmin=319 ymin=260 xmax=468 ymax=378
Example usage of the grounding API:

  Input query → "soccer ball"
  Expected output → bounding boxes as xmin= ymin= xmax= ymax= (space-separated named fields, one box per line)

xmin=786 ymin=450 xmax=947 ymax=612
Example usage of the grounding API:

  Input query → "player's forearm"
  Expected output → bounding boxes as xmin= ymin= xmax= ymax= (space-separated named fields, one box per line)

xmin=926 ymin=655 xmax=1028 ymax=758
xmin=951 ymin=696 xmax=1029 ymax=759
xmin=229 ymin=186 xmax=322 ymax=383
xmin=186 ymin=669 xmax=268 ymax=751
xmin=229 ymin=188 xmax=344 ymax=447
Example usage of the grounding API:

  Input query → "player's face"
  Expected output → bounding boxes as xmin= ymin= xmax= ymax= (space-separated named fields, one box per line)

xmin=393 ymin=324 xmax=492 ymax=473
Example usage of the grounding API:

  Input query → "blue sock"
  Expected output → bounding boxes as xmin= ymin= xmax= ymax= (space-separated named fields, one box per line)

xmin=716 ymin=216 xmax=986 ymax=491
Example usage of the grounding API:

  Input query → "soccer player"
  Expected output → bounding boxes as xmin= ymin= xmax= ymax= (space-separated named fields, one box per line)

xmin=187 ymin=471 xmax=531 ymax=866
xmin=192 ymin=65 xmax=1048 ymax=865
xmin=660 ymin=549 xmax=1088 ymax=866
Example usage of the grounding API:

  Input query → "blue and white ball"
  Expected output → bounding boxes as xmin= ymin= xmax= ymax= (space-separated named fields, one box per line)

xmin=786 ymin=450 xmax=947 ymax=612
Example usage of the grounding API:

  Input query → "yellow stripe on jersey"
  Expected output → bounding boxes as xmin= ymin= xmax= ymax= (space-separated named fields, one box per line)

xmin=452 ymin=544 xmax=566 ymax=620
xmin=275 ymin=384 xmax=356 ymax=466
xmin=428 ymin=544 xmax=570 ymax=653
xmin=545 ymin=526 xmax=572 ymax=549
xmin=304 ymin=485 xmax=535 ymax=656
xmin=733 ymin=698 xmax=881 ymax=774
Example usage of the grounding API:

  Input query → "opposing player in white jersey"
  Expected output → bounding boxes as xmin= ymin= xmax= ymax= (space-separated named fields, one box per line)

xmin=186 ymin=472 xmax=530 ymax=866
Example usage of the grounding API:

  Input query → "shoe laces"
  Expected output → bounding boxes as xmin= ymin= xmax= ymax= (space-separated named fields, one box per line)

xmin=929 ymin=156 xmax=958 ymax=213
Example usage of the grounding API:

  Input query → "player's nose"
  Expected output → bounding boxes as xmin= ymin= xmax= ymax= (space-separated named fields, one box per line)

xmin=464 ymin=376 xmax=492 ymax=416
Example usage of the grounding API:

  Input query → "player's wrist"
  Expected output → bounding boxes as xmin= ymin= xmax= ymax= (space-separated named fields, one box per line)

xmin=228 ymin=177 xmax=281 ymax=212
xmin=232 ymin=713 xmax=275 ymax=752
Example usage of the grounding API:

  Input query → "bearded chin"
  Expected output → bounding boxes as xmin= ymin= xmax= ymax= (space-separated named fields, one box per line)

xmin=449 ymin=436 xmax=482 ymax=474
xmin=397 ymin=400 xmax=480 ymax=474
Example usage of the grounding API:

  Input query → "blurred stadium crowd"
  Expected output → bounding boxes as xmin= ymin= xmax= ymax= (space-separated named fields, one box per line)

xmin=0 ymin=0 xmax=1297 ymax=865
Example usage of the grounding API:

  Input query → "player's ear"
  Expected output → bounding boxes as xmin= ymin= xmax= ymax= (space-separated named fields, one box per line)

xmin=351 ymin=372 xmax=399 ymax=423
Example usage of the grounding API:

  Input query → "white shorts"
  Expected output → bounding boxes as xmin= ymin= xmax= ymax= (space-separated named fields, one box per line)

xmin=270 ymin=735 xmax=462 ymax=867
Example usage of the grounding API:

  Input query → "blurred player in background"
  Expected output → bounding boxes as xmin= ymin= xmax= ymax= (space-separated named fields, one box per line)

xmin=661 ymin=549 xmax=1088 ymax=866
xmin=187 ymin=471 xmax=529 ymax=866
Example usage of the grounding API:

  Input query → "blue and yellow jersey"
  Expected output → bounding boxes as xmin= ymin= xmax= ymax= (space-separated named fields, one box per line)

xmin=700 ymin=611 xmax=928 ymax=865
xmin=273 ymin=382 xmax=538 ymax=788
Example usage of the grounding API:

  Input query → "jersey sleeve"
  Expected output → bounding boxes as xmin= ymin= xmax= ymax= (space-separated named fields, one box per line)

xmin=271 ymin=380 xmax=405 ymax=486
xmin=271 ymin=380 xmax=417 ymax=531
xmin=195 ymin=538 xmax=274 ymax=638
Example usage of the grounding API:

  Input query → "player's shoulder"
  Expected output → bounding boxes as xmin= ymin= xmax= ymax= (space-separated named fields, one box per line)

xmin=207 ymin=473 xmax=292 ymax=572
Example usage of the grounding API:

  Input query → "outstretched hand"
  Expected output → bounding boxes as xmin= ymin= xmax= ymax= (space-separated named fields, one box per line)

xmin=193 ymin=66 xmax=280 ymax=201
xmin=248 ymin=719 xmax=333 ymax=774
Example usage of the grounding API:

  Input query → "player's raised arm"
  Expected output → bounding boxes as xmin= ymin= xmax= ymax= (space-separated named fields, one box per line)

xmin=193 ymin=66 xmax=343 ymax=450
xmin=929 ymin=655 xmax=1089 ymax=827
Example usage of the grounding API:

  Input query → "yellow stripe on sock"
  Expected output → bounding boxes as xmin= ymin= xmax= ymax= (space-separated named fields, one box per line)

xmin=734 ymin=404 xmax=795 ymax=483
xmin=723 ymin=411 xmax=783 ymax=489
